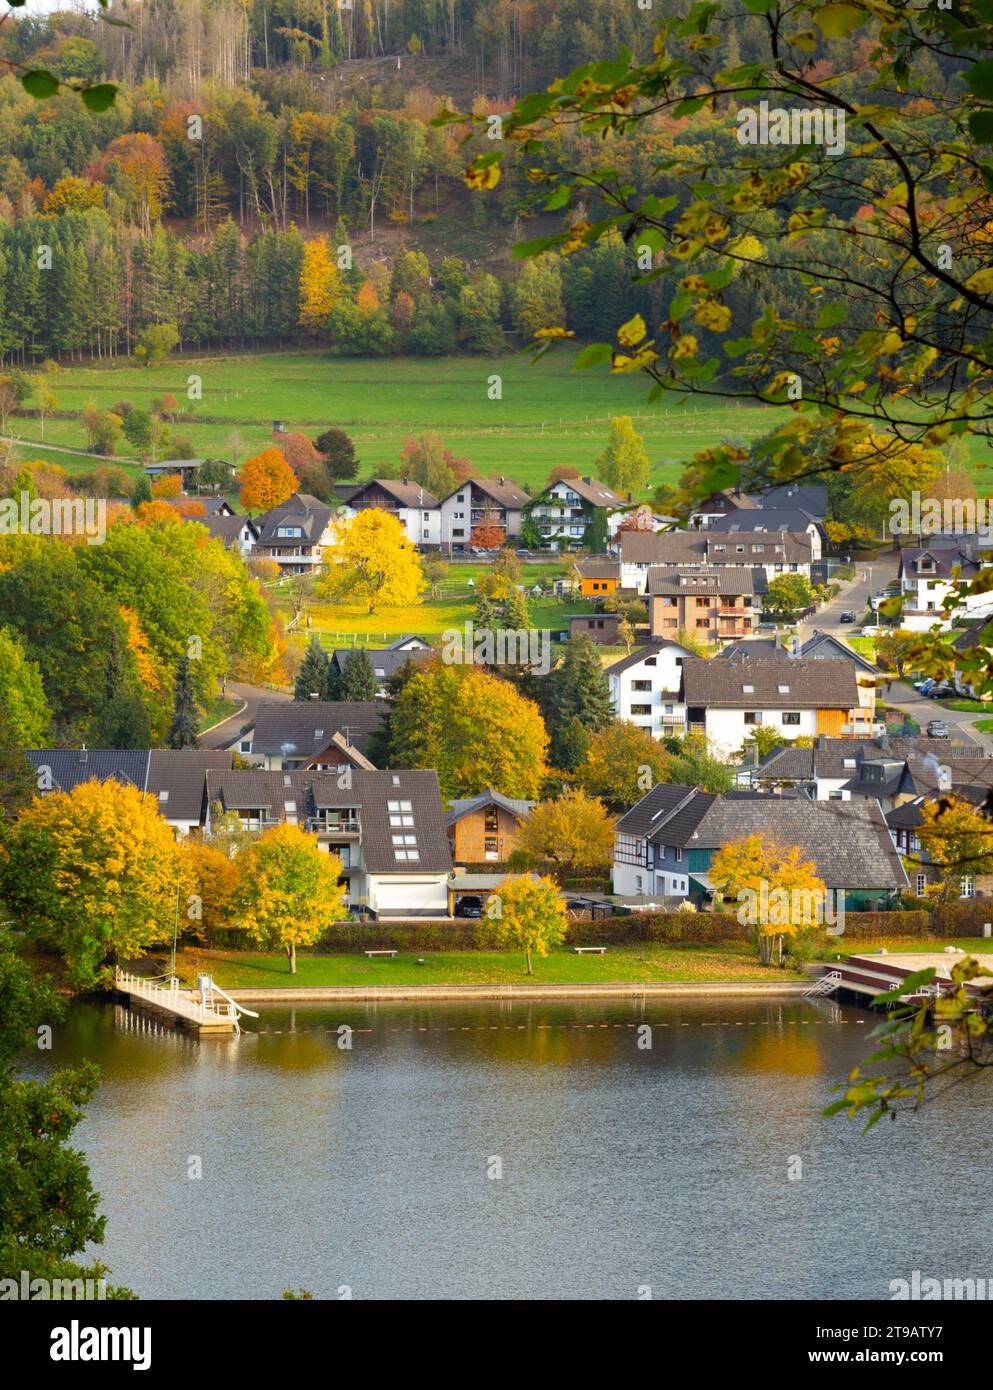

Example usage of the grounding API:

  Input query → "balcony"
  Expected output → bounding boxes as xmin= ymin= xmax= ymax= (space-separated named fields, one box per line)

xmin=308 ymin=817 xmax=360 ymax=836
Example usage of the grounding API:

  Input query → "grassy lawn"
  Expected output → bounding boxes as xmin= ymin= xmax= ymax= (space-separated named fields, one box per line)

xmin=15 ymin=348 xmax=781 ymax=490
xmin=293 ymin=585 xmax=592 ymax=645
xmin=172 ymin=934 xmax=993 ymax=990
xmin=974 ymin=719 xmax=993 ymax=733
xmin=844 ymin=636 xmax=877 ymax=660
xmin=940 ymin=698 xmax=993 ymax=712
xmin=198 ymin=696 xmax=241 ymax=733
xmin=176 ymin=942 xmax=800 ymax=987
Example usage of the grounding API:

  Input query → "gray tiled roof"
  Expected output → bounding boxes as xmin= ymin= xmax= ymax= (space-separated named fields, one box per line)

xmin=444 ymin=788 xmax=536 ymax=827
xmin=205 ymin=767 xmax=451 ymax=873
xmin=450 ymin=477 xmax=530 ymax=508
xmin=898 ymin=546 xmax=982 ymax=581
xmin=690 ymin=798 xmax=908 ymax=889
xmin=573 ymin=559 xmax=622 ymax=580
xmin=329 ymin=646 xmax=429 ymax=684
xmin=606 ymin=640 xmax=693 ymax=676
xmin=681 ymin=656 xmax=858 ymax=708
xmin=349 ymin=478 xmax=440 ymax=508
xmin=615 ymin=783 xmax=709 ymax=837
xmin=757 ymin=736 xmax=990 ymax=782
xmin=539 ymin=475 xmax=625 ymax=507
xmin=757 ymin=485 xmax=828 ymax=517
xmin=24 ymin=748 xmax=150 ymax=794
xmin=200 ymin=515 xmax=258 ymax=546
xmin=646 ymin=565 xmax=768 ymax=596
xmin=710 ymin=509 xmax=820 ymax=534
xmin=146 ymin=750 xmax=235 ymax=821
xmin=250 ymin=701 xmax=389 ymax=758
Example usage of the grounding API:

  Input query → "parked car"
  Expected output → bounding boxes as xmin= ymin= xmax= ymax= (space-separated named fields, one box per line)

xmin=926 ymin=720 xmax=949 ymax=738
xmin=928 ymin=681 xmax=956 ymax=699
xmin=839 ymin=610 xmax=857 ymax=623
xmin=914 ymin=678 xmax=935 ymax=693
xmin=456 ymin=896 xmax=485 ymax=919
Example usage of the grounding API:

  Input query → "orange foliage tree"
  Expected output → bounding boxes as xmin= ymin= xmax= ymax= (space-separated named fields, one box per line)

xmin=239 ymin=449 xmax=298 ymax=511
xmin=150 ymin=474 xmax=182 ymax=499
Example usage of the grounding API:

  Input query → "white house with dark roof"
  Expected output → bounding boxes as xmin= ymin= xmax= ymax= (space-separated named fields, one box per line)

xmin=620 ymin=529 xmax=813 ymax=591
xmin=606 ymin=641 xmax=691 ymax=739
xmin=438 ymin=476 xmax=530 ymax=553
xmin=342 ymin=479 xmax=441 ymax=548
xmin=897 ymin=543 xmax=986 ymax=631
xmin=526 ymin=476 xmax=626 ymax=551
xmin=680 ymin=654 xmax=864 ymax=756
xmin=253 ymin=492 xmax=337 ymax=574
xmin=204 ymin=767 xmax=452 ymax=916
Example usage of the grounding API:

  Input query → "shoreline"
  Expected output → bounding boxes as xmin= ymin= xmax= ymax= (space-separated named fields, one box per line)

xmin=227 ymin=980 xmax=811 ymax=1003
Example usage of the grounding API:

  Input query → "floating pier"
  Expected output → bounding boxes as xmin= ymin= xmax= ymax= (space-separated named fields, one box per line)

xmin=113 ymin=968 xmax=258 ymax=1035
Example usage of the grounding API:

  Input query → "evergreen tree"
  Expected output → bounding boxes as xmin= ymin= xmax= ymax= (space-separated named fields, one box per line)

xmin=314 ymin=428 xmax=358 ymax=480
xmin=504 ymin=587 xmax=531 ymax=630
xmin=294 ymin=638 xmax=331 ymax=702
xmin=340 ymin=647 xmax=377 ymax=701
xmin=131 ymin=474 xmax=152 ymax=508
xmin=551 ymin=714 xmax=592 ymax=775
xmin=549 ymin=635 xmax=614 ymax=766
xmin=167 ymin=656 xmax=200 ymax=749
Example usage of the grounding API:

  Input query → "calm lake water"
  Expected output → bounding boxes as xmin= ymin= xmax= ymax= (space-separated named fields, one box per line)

xmin=32 ymin=996 xmax=990 ymax=1301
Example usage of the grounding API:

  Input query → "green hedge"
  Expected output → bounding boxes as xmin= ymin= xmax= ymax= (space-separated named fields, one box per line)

xmin=207 ymin=906 xmax=986 ymax=956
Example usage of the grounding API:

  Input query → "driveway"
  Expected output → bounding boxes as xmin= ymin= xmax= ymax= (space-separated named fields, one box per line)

xmin=200 ymin=681 xmax=291 ymax=750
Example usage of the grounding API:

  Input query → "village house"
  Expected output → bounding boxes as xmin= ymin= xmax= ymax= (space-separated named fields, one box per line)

xmin=328 ymin=636 xmax=432 ymax=697
xmin=708 ymin=508 xmax=824 ymax=559
xmin=204 ymin=767 xmax=452 ymax=917
xmin=237 ymin=700 xmax=389 ymax=768
xmin=142 ymin=459 xmax=237 ymax=493
xmin=612 ymin=783 xmax=908 ymax=906
xmin=885 ymin=788 xmax=993 ymax=899
xmin=688 ymin=484 xmax=827 ymax=529
xmin=646 ymin=565 xmax=767 ymax=644
xmin=897 ymin=543 xmax=985 ymax=632
xmin=343 ymin=478 xmax=441 ymax=548
xmin=24 ymin=748 xmax=235 ymax=837
xmin=437 ymin=476 xmax=530 ymax=553
xmin=568 ymin=613 xmax=623 ymax=645
xmin=619 ymin=529 xmax=813 ymax=591
xmin=200 ymin=513 xmax=259 ymax=556
xmin=748 ymin=735 xmax=991 ymax=809
xmin=571 ymin=558 xmax=623 ymax=598
xmin=525 ymin=476 xmax=626 ymax=551
xmin=680 ymin=654 xmax=867 ymax=756
xmin=606 ymin=640 xmax=691 ymax=739
xmin=444 ymin=788 xmax=536 ymax=864
xmin=253 ymin=493 xmax=337 ymax=574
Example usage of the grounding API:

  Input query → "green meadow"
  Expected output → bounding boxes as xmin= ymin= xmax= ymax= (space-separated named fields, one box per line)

xmin=9 ymin=348 xmax=779 ymax=492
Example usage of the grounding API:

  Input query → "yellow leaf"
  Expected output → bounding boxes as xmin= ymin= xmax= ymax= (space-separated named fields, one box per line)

xmin=617 ymin=314 xmax=647 ymax=348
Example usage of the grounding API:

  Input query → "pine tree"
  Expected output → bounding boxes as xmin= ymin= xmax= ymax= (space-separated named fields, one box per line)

xmin=504 ymin=587 xmax=530 ymax=630
xmin=340 ymin=647 xmax=377 ymax=701
xmin=294 ymin=637 xmax=331 ymax=702
xmin=550 ymin=635 xmax=614 ymax=758
xmin=131 ymin=475 xmax=152 ymax=508
xmin=167 ymin=657 xmax=200 ymax=749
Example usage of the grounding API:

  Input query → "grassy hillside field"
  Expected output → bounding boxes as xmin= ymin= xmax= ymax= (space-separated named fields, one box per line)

xmin=9 ymin=348 xmax=781 ymax=492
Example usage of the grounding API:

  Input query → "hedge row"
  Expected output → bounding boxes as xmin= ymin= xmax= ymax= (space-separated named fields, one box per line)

xmin=202 ymin=906 xmax=991 ymax=956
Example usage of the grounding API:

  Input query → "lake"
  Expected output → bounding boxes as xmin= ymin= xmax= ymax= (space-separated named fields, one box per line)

xmin=33 ymin=995 xmax=991 ymax=1301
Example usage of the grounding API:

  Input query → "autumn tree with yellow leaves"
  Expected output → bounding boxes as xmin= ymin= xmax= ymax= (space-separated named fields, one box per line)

xmin=318 ymin=508 xmax=426 ymax=614
xmin=489 ymin=874 xmax=568 ymax=977
xmin=298 ymin=237 xmax=343 ymax=336
xmin=915 ymin=797 xmax=993 ymax=902
xmin=709 ymin=833 xmax=826 ymax=966
xmin=232 ymin=824 xmax=348 ymax=973
xmin=520 ymin=788 xmax=615 ymax=876
xmin=1 ymin=780 xmax=192 ymax=988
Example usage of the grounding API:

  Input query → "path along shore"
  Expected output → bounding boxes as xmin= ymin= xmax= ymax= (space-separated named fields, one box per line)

xmin=228 ymin=980 xmax=810 ymax=1004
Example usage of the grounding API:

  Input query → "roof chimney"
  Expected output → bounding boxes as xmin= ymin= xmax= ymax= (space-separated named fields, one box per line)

xmin=498 ymin=475 xmax=505 ymax=485
xmin=401 ymin=475 xmax=409 ymax=486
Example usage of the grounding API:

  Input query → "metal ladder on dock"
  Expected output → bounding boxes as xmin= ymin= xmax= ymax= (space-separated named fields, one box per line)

xmin=802 ymin=970 xmax=843 ymax=998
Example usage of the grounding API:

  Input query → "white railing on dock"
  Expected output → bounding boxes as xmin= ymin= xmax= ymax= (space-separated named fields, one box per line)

xmin=803 ymin=970 xmax=843 ymax=998
xmin=113 ymin=968 xmax=254 ymax=1027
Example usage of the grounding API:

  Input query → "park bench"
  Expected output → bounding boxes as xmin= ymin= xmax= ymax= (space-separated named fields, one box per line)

xmin=364 ymin=950 xmax=398 ymax=959
xmin=573 ymin=946 xmax=607 ymax=955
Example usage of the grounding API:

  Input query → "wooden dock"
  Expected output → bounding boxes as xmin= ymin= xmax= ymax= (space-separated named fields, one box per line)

xmin=113 ymin=968 xmax=257 ymax=1035
xmin=807 ymin=951 xmax=993 ymax=1006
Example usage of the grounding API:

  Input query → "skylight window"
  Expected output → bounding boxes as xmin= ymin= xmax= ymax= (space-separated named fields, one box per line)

xmin=742 ymin=684 xmax=754 ymax=693
xmin=778 ymin=685 xmax=790 ymax=694
xmin=158 ymin=790 xmax=169 ymax=802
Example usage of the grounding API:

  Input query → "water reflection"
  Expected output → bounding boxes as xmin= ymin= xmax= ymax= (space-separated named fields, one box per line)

xmin=26 ymin=997 xmax=990 ymax=1301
